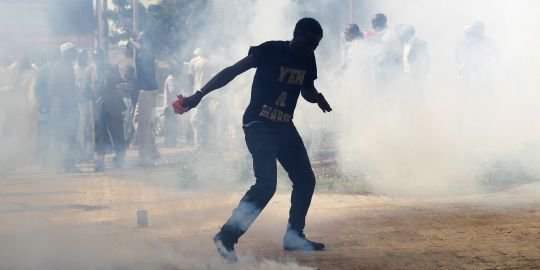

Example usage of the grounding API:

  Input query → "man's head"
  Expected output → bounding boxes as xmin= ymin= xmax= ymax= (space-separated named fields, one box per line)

xmin=344 ymin=23 xmax=363 ymax=42
xmin=291 ymin=17 xmax=323 ymax=56
xmin=371 ymin=13 xmax=388 ymax=32
xmin=464 ymin=21 xmax=485 ymax=39
xmin=60 ymin=42 xmax=76 ymax=62
xmin=395 ymin=24 xmax=415 ymax=43
xmin=193 ymin=48 xmax=204 ymax=57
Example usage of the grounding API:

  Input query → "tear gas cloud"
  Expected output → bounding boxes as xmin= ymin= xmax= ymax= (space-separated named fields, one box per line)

xmin=330 ymin=0 xmax=540 ymax=196
xmin=182 ymin=0 xmax=540 ymax=196
xmin=2 ymin=0 xmax=540 ymax=269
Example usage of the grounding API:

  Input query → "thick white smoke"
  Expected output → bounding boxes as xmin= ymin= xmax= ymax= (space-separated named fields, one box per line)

xmin=3 ymin=0 xmax=540 ymax=269
xmin=333 ymin=0 xmax=540 ymax=196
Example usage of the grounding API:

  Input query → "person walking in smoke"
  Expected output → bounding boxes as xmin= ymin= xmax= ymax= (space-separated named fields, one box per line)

xmin=188 ymin=48 xmax=214 ymax=150
xmin=130 ymin=32 xmax=161 ymax=166
xmin=48 ymin=42 xmax=81 ymax=173
xmin=0 ymin=56 xmax=38 ymax=172
xmin=365 ymin=13 xmax=402 ymax=90
xmin=456 ymin=21 xmax=498 ymax=88
xmin=35 ymin=49 xmax=59 ymax=168
xmin=455 ymin=21 xmax=498 ymax=137
xmin=172 ymin=17 xmax=332 ymax=263
xmin=74 ymin=49 xmax=95 ymax=161
xmin=395 ymin=24 xmax=430 ymax=80
xmin=162 ymin=65 xmax=183 ymax=147
xmin=94 ymin=64 xmax=132 ymax=171
xmin=342 ymin=23 xmax=364 ymax=68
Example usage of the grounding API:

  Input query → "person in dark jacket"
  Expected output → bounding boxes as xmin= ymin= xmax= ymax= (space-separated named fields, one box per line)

xmin=94 ymin=64 xmax=132 ymax=171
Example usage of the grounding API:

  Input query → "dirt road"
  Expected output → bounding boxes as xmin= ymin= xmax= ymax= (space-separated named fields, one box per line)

xmin=1 ymin=150 xmax=540 ymax=269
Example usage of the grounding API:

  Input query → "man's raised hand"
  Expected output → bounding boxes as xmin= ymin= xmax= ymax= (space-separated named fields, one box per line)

xmin=316 ymin=93 xmax=332 ymax=113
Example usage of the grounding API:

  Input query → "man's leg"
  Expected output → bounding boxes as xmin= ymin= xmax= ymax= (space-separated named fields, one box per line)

xmin=215 ymin=123 xmax=279 ymax=262
xmin=107 ymin=114 xmax=127 ymax=168
xmin=277 ymin=125 xmax=324 ymax=251
xmin=63 ymin=109 xmax=81 ymax=173
xmin=94 ymin=107 xmax=109 ymax=172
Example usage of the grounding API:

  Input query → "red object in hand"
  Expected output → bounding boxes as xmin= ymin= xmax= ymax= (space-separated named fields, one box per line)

xmin=172 ymin=95 xmax=189 ymax=114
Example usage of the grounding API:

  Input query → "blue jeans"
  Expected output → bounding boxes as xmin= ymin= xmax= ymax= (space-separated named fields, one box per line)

xmin=219 ymin=122 xmax=316 ymax=243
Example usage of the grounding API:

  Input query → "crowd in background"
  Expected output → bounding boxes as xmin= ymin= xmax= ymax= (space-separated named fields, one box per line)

xmin=331 ymin=13 xmax=497 ymax=143
xmin=0 ymin=12 xmax=498 ymax=174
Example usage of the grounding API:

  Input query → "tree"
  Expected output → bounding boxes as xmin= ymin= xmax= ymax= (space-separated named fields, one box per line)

xmin=107 ymin=0 xmax=208 ymax=61
xmin=107 ymin=0 xmax=147 ymax=47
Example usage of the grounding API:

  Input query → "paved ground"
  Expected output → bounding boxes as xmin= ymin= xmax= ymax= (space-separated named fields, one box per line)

xmin=1 ymin=148 xmax=540 ymax=270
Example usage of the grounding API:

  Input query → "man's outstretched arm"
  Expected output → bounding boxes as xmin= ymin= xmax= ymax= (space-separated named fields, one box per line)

xmin=179 ymin=55 xmax=257 ymax=110
xmin=301 ymin=79 xmax=332 ymax=113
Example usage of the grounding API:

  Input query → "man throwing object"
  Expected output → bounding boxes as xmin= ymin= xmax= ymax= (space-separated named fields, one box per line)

xmin=173 ymin=17 xmax=332 ymax=263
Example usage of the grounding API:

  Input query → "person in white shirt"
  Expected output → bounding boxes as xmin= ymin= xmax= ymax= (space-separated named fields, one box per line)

xmin=188 ymin=48 xmax=214 ymax=150
xmin=396 ymin=24 xmax=430 ymax=80
xmin=163 ymin=65 xmax=183 ymax=147
xmin=365 ymin=13 xmax=402 ymax=90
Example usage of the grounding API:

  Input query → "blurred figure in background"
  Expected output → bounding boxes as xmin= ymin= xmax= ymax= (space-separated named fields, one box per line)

xmin=455 ymin=21 xmax=499 ymax=137
xmin=0 ymin=56 xmax=37 ymax=172
xmin=342 ymin=23 xmax=363 ymax=68
xmin=395 ymin=24 xmax=430 ymax=80
xmin=48 ymin=42 xmax=80 ymax=173
xmin=456 ymin=21 xmax=498 ymax=88
xmin=74 ymin=49 xmax=95 ymax=161
xmin=131 ymin=32 xmax=161 ymax=166
xmin=163 ymin=65 xmax=183 ymax=147
xmin=122 ymin=65 xmax=137 ymax=146
xmin=188 ymin=48 xmax=214 ymax=150
xmin=35 ymin=49 xmax=60 ymax=167
xmin=365 ymin=13 xmax=402 ymax=91
xmin=94 ymin=64 xmax=132 ymax=171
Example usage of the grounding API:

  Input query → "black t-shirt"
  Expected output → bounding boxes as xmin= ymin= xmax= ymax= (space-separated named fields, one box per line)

xmin=242 ymin=41 xmax=317 ymax=124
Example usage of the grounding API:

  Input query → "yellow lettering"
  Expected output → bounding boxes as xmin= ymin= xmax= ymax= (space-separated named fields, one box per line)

xmin=296 ymin=70 xmax=306 ymax=85
xmin=259 ymin=105 xmax=291 ymax=123
xmin=284 ymin=113 xmax=291 ymax=122
xmin=276 ymin=110 xmax=284 ymax=122
xmin=278 ymin=66 xmax=289 ymax=82
xmin=269 ymin=109 xmax=278 ymax=121
xmin=287 ymin=71 xmax=298 ymax=84
xmin=259 ymin=105 xmax=271 ymax=118
xmin=274 ymin=91 xmax=287 ymax=107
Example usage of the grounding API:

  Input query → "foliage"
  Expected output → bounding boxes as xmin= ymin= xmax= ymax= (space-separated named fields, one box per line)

xmin=107 ymin=0 xmax=147 ymax=47
xmin=108 ymin=0 xmax=208 ymax=61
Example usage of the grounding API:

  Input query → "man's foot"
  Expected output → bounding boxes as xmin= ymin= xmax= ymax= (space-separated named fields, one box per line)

xmin=283 ymin=230 xmax=325 ymax=251
xmin=213 ymin=233 xmax=237 ymax=263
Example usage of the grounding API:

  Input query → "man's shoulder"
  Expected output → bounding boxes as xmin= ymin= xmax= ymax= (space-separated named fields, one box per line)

xmin=254 ymin=40 xmax=289 ymax=50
